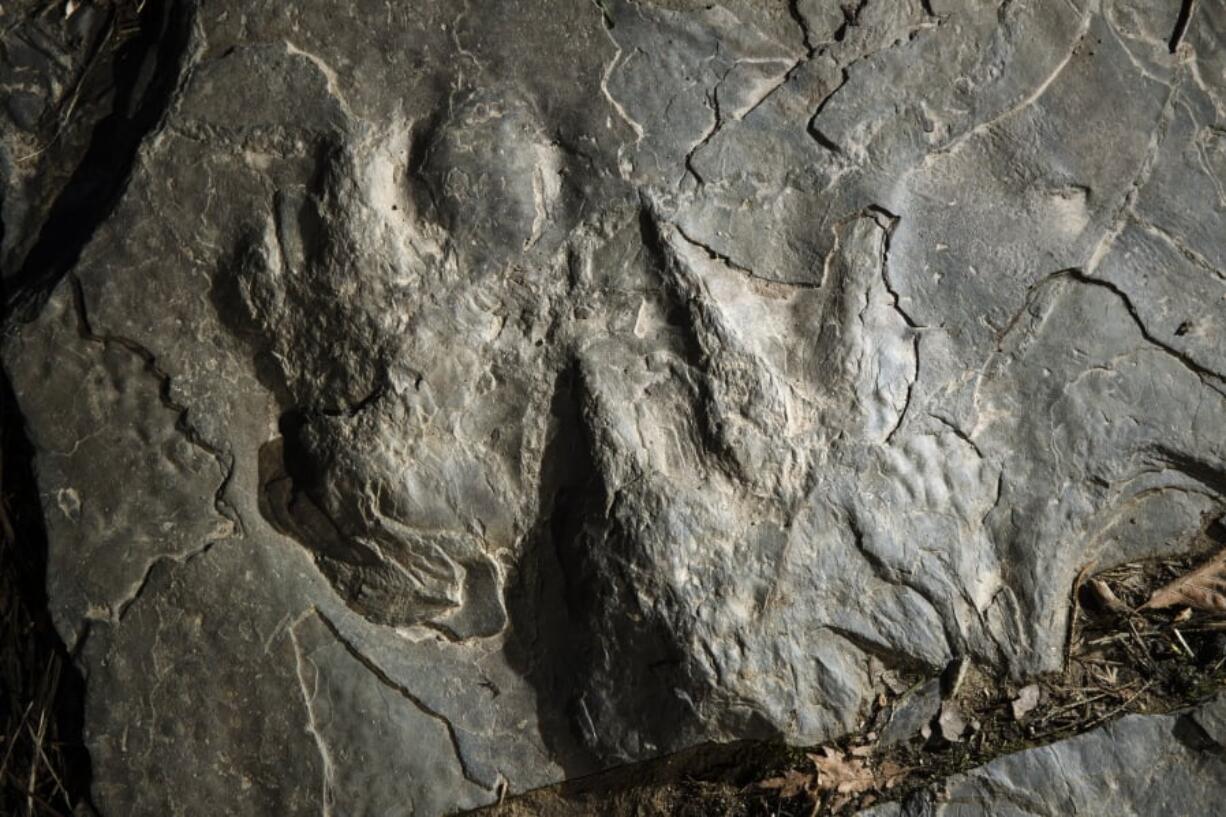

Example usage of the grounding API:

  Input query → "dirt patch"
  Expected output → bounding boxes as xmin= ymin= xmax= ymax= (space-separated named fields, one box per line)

xmin=474 ymin=742 xmax=780 ymax=817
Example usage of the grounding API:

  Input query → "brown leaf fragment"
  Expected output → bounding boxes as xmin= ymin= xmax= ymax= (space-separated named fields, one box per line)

xmin=1012 ymin=684 xmax=1041 ymax=721
xmin=1085 ymin=578 xmax=1131 ymax=615
xmin=880 ymin=760 xmax=908 ymax=789
xmin=758 ymin=768 xmax=813 ymax=798
xmin=809 ymin=747 xmax=874 ymax=794
xmin=1143 ymin=548 xmax=1226 ymax=613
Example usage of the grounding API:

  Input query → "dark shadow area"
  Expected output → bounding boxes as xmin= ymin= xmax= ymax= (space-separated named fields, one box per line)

xmin=0 ymin=367 xmax=96 ymax=815
xmin=501 ymin=354 xmax=738 ymax=780
xmin=5 ymin=0 xmax=195 ymax=320
xmin=0 ymin=2 xmax=196 ymax=812
xmin=500 ymin=360 xmax=606 ymax=778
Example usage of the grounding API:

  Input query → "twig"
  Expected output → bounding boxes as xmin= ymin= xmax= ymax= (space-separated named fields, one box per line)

xmin=24 ymin=719 xmax=67 ymax=804
xmin=0 ymin=702 xmax=33 ymax=788
xmin=0 ymin=769 xmax=68 ymax=817
xmin=1079 ymin=681 xmax=1154 ymax=732
xmin=1171 ymin=627 xmax=1196 ymax=659
xmin=1037 ymin=690 xmax=1115 ymax=721
xmin=1030 ymin=681 xmax=1153 ymax=742
xmin=1125 ymin=618 xmax=1155 ymax=668
xmin=27 ymin=706 xmax=45 ymax=817
xmin=14 ymin=9 xmax=119 ymax=165
xmin=1086 ymin=632 xmax=1133 ymax=647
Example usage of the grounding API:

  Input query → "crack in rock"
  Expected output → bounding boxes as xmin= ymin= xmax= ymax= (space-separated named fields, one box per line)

xmin=307 ymin=610 xmax=495 ymax=793
xmin=68 ymin=275 xmax=242 ymax=534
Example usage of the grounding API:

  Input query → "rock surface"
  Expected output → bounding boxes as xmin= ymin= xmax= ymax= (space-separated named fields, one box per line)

xmin=860 ymin=693 xmax=1226 ymax=816
xmin=2 ymin=0 xmax=1225 ymax=814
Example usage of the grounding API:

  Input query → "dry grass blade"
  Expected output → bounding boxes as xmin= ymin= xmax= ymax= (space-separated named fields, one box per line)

xmin=2 ymin=392 xmax=89 ymax=815
xmin=1142 ymin=547 xmax=1226 ymax=613
xmin=0 ymin=703 xmax=33 ymax=786
xmin=0 ymin=769 xmax=68 ymax=817
xmin=24 ymin=719 xmax=66 ymax=805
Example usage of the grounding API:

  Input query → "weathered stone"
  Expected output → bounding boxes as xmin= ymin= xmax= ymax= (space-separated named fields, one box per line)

xmin=860 ymin=694 xmax=1226 ymax=817
xmin=880 ymin=679 xmax=941 ymax=747
xmin=2 ymin=0 xmax=1225 ymax=814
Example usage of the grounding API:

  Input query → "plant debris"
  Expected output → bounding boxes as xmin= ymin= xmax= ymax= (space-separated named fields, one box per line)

xmin=479 ymin=522 xmax=1226 ymax=817
xmin=1 ymin=322 xmax=98 ymax=817
xmin=1085 ymin=578 xmax=1131 ymax=616
xmin=810 ymin=747 xmax=874 ymax=798
xmin=758 ymin=768 xmax=812 ymax=799
xmin=769 ymin=525 xmax=1226 ymax=815
xmin=1143 ymin=547 xmax=1226 ymax=613
xmin=758 ymin=745 xmax=905 ymax=813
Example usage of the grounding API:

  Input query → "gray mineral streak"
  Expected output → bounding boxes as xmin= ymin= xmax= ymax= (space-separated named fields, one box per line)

xmin=2 ymin=0 xmax=1226 ymax=814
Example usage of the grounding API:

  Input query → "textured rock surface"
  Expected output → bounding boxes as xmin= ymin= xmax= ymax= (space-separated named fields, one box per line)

xmin=3 ymin=0 xmax=1226 ymax=814
xmin=860 ymin=693 xmax=1226 ymax=816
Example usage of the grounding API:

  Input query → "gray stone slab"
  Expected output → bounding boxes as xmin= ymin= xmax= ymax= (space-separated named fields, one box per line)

xmin=3 ymin=0 xmax=1225 ymax=814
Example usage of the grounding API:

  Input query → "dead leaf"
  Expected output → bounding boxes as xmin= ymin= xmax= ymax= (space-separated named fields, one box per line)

xmin=880 ymin=760 xmax=908 ymax=789
xmin=1085 ymin=578 xmax=1131 ymax=615
xmin=809 ymin=747 xmax=875 ymax=794
xmin=1012 ymin=684 xmax=1041 ymax=721
xmin=1143 ymin=548 xmax=1226 ymax=613
xmin=758 ymin=768 xmax=813 ymax=798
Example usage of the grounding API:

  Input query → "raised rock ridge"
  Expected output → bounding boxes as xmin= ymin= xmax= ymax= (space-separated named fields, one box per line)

xmin=2 ymin=0 xmax=1225 ymax=814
